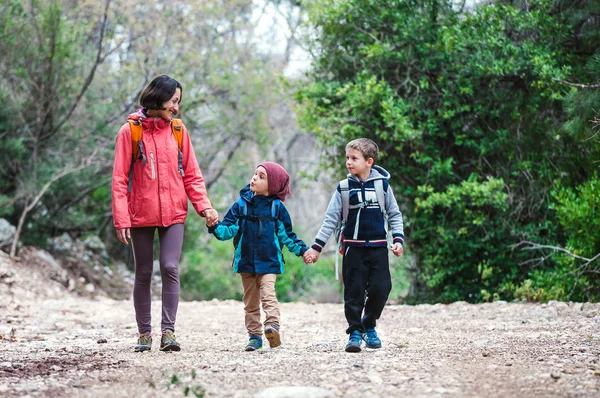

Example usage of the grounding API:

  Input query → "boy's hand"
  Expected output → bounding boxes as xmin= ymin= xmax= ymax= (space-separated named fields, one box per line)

xmin=390 ymin=243 xmax=403 ymax=257
xmin=304 ymin=248 xmax=320 ymax=264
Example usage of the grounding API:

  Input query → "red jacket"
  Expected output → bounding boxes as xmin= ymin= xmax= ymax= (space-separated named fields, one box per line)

xmin=111 ymin=110 xmax=212 ymax=229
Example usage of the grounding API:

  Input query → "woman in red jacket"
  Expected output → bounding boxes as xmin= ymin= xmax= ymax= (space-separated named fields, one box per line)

xmin=111 ymin=75 xmax=218 ymax=352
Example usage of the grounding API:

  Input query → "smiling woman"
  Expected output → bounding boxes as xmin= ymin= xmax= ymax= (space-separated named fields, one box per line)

xmin=110 ymin=74 xmax=219 ymax=353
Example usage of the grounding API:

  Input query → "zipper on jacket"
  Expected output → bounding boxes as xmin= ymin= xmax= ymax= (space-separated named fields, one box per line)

xmin=149 ymin=152 xmax=156 ymax=180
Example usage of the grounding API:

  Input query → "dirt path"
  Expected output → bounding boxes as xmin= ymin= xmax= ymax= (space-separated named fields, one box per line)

xmin=1 ymin=251 xmax=599 ymax=397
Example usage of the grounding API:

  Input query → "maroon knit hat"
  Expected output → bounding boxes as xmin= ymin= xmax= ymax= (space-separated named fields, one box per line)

xmin=257 ymin=162 xmax=291 ymax=202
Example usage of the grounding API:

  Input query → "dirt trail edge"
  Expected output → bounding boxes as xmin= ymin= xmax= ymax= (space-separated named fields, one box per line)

xmin=1 ymin=256 xmax=599 ymax=397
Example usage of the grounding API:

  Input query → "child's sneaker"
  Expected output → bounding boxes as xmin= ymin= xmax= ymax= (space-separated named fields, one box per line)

xmin=134 ymin=332 xmax=152 ymax=352
xmin=345 ymin=330 xmax=362 ymax=352
xmin=160 ymin=329 xmax=181 ymax=352
xmin=362 ymin=327 xmax=382 ymax=349
xmin=245 ymin=335 xmax=263 ymax=351
xmin=264 ymin=325 xmax=281 ymax=348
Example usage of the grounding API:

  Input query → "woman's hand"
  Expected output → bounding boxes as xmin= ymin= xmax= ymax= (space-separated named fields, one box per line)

xmin=202 ymin=208 xmax=219 ymax=227
xmin=116 ymin=228 xmax=131 ymax=245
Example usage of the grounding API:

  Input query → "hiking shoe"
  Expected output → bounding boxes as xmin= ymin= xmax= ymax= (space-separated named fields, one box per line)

xmin=363 ymin=327 xmax=382 ymax=349
xmin=134 ymin=332 xmax=152 ymax=352
xmin=264 ymin=325 xmax=281 ymax=348
xmin=245 ymin=335 xmax=263 ymax=351
xmin=160 ymin=329 xmax=181 ymax=352
xmin=345 ymin=330 xmax=362 ymax=353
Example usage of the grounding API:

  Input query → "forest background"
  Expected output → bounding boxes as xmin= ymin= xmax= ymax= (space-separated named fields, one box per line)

xmin=0 ymin=0 xmax=598 ymax=305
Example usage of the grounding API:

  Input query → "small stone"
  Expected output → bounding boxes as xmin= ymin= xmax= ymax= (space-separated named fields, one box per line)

xmin=551 ymin=372 xmax=561 ymax=380
xmin=97 ymin=338 xmax=107 ymax=344
xmin=482 ymin=350 xmax=490 ymax=357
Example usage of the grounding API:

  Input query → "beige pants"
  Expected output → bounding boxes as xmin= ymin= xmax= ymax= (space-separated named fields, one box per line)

xmin=240 ymin=273 xmax=280 ymax=336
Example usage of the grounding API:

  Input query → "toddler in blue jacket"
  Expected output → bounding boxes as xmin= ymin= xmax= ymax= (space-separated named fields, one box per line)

xmin=209 ymin=162 xmax=311 ymax=350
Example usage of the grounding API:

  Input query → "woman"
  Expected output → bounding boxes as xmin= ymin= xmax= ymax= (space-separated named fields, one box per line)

xmin=111 ymin=75 xmax=218 ymax=352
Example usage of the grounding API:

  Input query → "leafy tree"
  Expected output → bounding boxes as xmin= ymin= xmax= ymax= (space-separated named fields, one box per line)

xmin=0 ymin=0 xmax=117 ymax=256
xmin=297 ymin=0 xmax=598 ymax=302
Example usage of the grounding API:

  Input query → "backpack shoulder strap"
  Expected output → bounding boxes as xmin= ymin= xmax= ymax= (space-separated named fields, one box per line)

xmin=171 ymin=118 xmax=184 ymax=150
xmin=271 ymin=199 xmax=281 ymax=219
xmin=374 ymin=179 xmax=387 ymax=219
xmin=171 ymin=119 xmax=185 ymax=177
xmin=339 ymin=179 xmax=349 ymax=223
xmin=127 ymin=120 xmax=146 ymax=193
xmin=233 ymin=197 xmax=247 ymax=249
xmin=128 ymin=120 xmax=144 ymax=162
xmin=237 ymin=197 xmax=247 ymax=217
xmin=374 ymin=179 xmax=392 ymax=248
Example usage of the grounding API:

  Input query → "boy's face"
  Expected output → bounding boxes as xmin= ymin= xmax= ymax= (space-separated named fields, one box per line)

xmin=346 ymin=148 xmax=373 ymax=180
xmin=250 ymin=166 xmax=269 ymax=196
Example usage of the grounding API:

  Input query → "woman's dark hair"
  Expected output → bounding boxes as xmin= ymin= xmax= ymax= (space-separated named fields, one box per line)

xmin=139 ymin=75 xmax=183 ymax=110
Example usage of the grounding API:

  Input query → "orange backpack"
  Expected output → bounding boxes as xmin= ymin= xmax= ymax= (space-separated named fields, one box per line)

xmin=127 ymin=118 xmax=185 ymax=192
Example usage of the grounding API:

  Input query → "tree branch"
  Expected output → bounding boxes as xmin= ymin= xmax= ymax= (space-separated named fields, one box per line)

xmin=10 ymin=149 xmax=98 ymax=258
xmin=552 ymin=78 xmax=600 ymax=89
xmin=49 ymin=0 xmax=112 ymax=138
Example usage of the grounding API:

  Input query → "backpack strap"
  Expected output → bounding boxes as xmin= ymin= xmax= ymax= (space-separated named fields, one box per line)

xmin=233 ymin=198 xmax=280 ymax=247
xmin=374 ymin=179 xmax=391 ymax=247
xmin=171 ymin=119 xmax=185 ymax=177
xmin=127 ymin=118 xmax=185 ymax=192
xmin=339 ymin=179 xmax=349 ymax=224
xmin=127 ymin=120 xmax=146 ymax=193
xmin=233 ymin=197 xmax=247 ymax=249
xmin=271 ymin=198 xmax=280 ymax=219
xmin=335 ymin=179 xmax=350 ymax=280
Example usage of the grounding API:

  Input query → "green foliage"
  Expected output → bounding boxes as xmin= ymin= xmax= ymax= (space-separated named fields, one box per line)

xmin=514 ymin=176 xmax=600 ymax=302
xmin=552 ymin=176 xmax=600 ymax=258
xmin=180 ymin=238 xmax=243 ymax=302
xmin=165 ymin=371 xmax=205 ymax=397
xmin=412 ymin=176 xmax=512 ymax=302
xmin=298 ymin=0 xmax=599 ymax=302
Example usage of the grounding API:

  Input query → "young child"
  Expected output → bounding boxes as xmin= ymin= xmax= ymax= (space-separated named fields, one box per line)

xmin=304 ymin=138 xmax=404 ymax=352
xmin=209 ymin=162 xmax=311 ymax=351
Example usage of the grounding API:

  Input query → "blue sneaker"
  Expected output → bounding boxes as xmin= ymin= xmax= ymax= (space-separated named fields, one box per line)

xmin=345 ymin=330 xmax=362 ymax=352
xmin=363 ymin=327 xmax=382 ymax=349
xmin=245 ymin=335 xmax=262 ymax=351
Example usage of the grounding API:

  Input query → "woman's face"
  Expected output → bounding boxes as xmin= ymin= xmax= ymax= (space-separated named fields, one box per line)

xmin=155 ymin=88 xmax=181 ymax=120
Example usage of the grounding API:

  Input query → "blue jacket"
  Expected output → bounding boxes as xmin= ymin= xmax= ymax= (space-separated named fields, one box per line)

xmin=209 ymin=185 xmax=308 ymax=274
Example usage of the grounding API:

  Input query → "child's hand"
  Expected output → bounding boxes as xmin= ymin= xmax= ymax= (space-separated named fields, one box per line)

xmin=203 ymin=208 xmax=219 ymax=227
xmin=390 ymin=243 xmax=403 ymax=257
xmin=304 ymin=248 xmax=320 ymax=264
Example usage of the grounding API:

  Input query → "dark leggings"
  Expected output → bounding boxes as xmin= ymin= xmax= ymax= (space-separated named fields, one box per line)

xmin=130 ymin=223 xmax=184 ymax=334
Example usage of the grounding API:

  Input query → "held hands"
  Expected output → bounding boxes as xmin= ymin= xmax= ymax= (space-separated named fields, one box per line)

xmin=303 ymin=248 xmax=320 ymax=264
xmin=116 ymin=228 xmax=131 ymax=245
xmin=390 ymin=242 xmax=404 ymax=257
xmin=202 ymin=208 xmax=219 ymax=227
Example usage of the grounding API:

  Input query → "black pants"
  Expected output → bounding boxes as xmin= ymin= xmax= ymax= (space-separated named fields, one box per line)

xmin=343 ymin=246 xmax=392 ymax=334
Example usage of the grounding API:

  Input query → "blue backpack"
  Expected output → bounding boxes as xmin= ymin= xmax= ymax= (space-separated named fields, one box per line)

xmin=233 ymin=197 xmax=281 ymax=249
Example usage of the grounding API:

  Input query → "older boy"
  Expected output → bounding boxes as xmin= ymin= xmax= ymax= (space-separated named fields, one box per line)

xmin=305 ymin=138 xmax=404 ymax=352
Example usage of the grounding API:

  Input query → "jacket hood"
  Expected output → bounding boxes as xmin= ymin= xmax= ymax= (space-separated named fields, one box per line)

xmin=239 ymin=184 xmax=253 ymax=201
xmin=127 ymin=108 xmax=172 ymax=129
xmin=239 ymin=184 xmax=276 ymax=204
xmin=348 ymin=165 xmax=390 ymax=183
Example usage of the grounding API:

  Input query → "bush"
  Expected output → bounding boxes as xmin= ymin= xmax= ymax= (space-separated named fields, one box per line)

xmin=510 ymin=176 xmax=600 ymax=302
